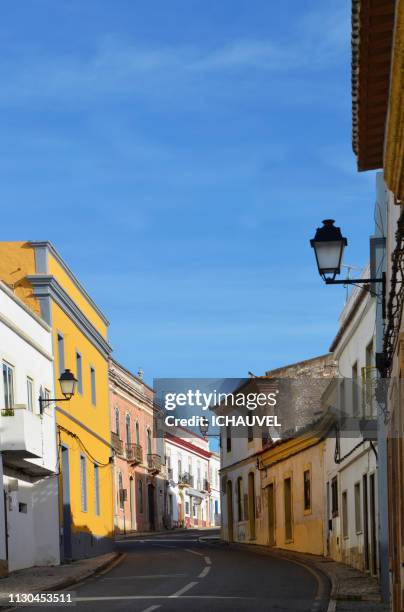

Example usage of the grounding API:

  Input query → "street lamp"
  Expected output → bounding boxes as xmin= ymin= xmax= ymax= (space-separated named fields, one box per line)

xmin=310 ymin=220 xmax=385 ymax=311
xmin=39 ymin=368 xmax=77 ymax=413
xmin=310 ymin=219 xmax=347 ymax=281
xmin=199 ymin=417 xmax=209 ymax=437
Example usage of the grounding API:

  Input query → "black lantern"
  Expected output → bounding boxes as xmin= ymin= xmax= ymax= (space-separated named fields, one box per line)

xmin=199 ymin=417 xmax=209 ymax=437
xmin=310 ymin=219 xmax=347 ymax=281
xmin=58 ymin=369 xmax=77 ymax=400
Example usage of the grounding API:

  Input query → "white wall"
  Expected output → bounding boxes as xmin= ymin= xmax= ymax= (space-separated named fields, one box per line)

xmin=0 ymin=283 xmax=60 ymax=571
xmin=325 ymin=273 xmax=378 ymax=573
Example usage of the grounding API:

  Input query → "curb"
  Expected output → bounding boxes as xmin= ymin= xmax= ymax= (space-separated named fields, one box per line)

xmin=0 ymin=552 xmax=126 ymax=611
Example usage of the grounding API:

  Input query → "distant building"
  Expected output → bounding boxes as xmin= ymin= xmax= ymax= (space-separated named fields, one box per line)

xmin=209 ymin=452 xmax=221 ymax=527
xmin=219 ymin=355 xmax=336 ymax=545
xmin=0 ymin=280 xmax=59 ymax=573
xmin=109 ymin=358 xmax=164 ymax=534
xmin=164 ymin=427 xmax=214 ymax=528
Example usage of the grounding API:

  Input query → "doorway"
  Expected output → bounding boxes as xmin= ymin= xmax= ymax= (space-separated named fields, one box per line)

xmin=148 ymin=484 xmax=155 ymax=531
xmin=129 ymin=477 xmax=136 ymax=530
xmin=61 ymin=446 xmax=72 ymax=561
xmin=226 ymin=481 xmax=234 ymax=542
xmin=369 ymin=473 xmax=377 ymax=575
xmin=363 ymin=474 xmax=369 ymax=571
xmin=267 ymin=483 xmax=275 ymax=546
xmin=248 ymin=472 xmax=256 ymax=540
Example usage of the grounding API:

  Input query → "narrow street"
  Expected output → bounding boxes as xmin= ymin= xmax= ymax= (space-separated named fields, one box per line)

xmin=31 ymin=529 xmax=329 ymax=612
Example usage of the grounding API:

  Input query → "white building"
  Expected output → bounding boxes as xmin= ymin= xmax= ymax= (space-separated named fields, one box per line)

xmin=209 ymin=452 xmax=221 ymax=526
xmin=323 ymin=267 xmax=378 ymax=575
xmin=0 ymin=281 xmax=60 ymax=572
xmin=164 ymin=427 xmax=214 ymax=528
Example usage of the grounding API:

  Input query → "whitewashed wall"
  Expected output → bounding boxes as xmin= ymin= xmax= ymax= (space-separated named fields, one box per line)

xmin=0 ymin=282 xmax=60 ymax=571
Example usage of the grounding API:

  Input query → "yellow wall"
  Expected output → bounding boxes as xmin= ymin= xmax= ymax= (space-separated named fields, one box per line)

xmin=51 ymin=282 xmax=113 ymax=542
xmin=261 ymin=440 xmax=326 ymax=556
xmin=48 ymin=254 xmax=108 ymax=339
xmin=0 ymin=242 xmax=40 ymax=316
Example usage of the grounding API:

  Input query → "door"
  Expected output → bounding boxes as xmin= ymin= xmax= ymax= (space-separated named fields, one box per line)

xmin=129 ymin=477 xmax=136 ymax=530
xmin=369 ymin=473 xmax=377 ymax=575
xmin=267 ymin=483 xmax=275 ymax=546
xmin=363 ymin=474 xmax=369 ymax=571
xmin=61 ymin=446 xmax=72 ymax=560
xmin=148 ymin=484 xmax=155 ymax=530
xmin=226 ymin=481 xmax=234 ymax=542
xmin=248 ymin=472 xmax=256 ymax=540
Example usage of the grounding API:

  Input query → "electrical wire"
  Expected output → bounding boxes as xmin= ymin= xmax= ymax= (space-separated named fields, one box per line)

xmin=57 ymin=424 xmax=113 ymax=467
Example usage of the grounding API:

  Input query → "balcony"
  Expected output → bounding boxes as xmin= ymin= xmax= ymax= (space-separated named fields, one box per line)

xmin=0 ymin=405 xmax=51 ymax=477
xmin=178 ymin=472 xmax=194 ymax=488
xmin=111 ymin=431 xmax=124 ymax=456
xmin=126 ymin=443 xmax=143 ymax=465
xmin=147 ymin=453 xmax=161 ymax=474
xmin=202 ymin=478 xmax=210 ymax=492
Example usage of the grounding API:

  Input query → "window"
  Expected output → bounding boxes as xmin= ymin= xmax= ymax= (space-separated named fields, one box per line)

xmin=237 ymin=477 xmax=243 ymax=522
xmin=352 ymin=362 xmax=359 ymax=416
xmin=2 ymin=362 xmax=14 ymax=410
xmin=135 ymin=421 xmax=140 ymax=445
xmin=90 ymin=367 xmax=96 ymax=405
xmin=147 ymin=429 xmax=152 ymax=454
xmin=331 ymin=477 xmax=338 ymax=517
xmin=80 ymin=455 xmax=87 ymax=512
xmin=26 ymin=377 xmax=34 ymax=412
xmin=284 ymin=477 xmax=293 ymax=542
xmin=185 ymin=501 xmax=190 ymax=515
xmin=178 ymin=458 xmax=182 ymax=478
xmin=125 ymin=414 xmax=131 ymax=444
xmin=262 ymin=429 xmax=270 ymax=448
xmin=226 ymin=426 xmax=231 ymax=452
xmin=118 ymin=472 xmax=124 ymax=508
xmin=19 ymin=503 xmax=28 ymax=514
xmin=169 ymin=494 xmax=173 ymax=516
xmin=247 ymin=425 xmax=254 ymax=442
xmin=94 ymin=464 xmax=100 ymax=515
xmin=197 ymin=463 xmax=201 ymax=490
xmin=342 ymin=490 xmax=348 ymax=538
xmin=115 ymin=407 xmax=120 ymax=437
xmin=138 ymin=480 xmax=143 ymax=513
xmin=354 ymin=482 xmax=362 ymax=533
xmin=303 ymin=469 xmax=311 ymax=512
xmin=57 ymin=333 xmax=65 ymax=375
xmin=188 ymin=460 xmax=192 ymax=476
xmin=76 ymin=352 xmax=83 ymax=394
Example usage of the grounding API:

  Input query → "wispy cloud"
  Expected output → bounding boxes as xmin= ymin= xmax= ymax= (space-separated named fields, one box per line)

xmin=0 ymin=4 xmax=348 ymax=108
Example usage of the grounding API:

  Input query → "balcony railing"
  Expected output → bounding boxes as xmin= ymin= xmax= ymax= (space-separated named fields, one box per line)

xmin=147 ymin=453 xmax=161 ymax=474
xmin=126 ymin=443 xmax=143 ymax=464
xmin=178 ymin=472 xmax=194 ymax=487
xmin=202 ymin=478 xmax=210 ymax=492
xmin=111 ymin=431 xmax=124 ymax=456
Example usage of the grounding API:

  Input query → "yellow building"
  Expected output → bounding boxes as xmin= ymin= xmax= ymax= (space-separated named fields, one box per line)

xmin=0 ymin=241 xmax=113 ymax=560
xmin=259 ymin=415 xmax=334 ymax=556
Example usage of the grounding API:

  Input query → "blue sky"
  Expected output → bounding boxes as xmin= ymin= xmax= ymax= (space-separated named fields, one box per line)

xmin=1 ymin=0 xmax=376 ymax=383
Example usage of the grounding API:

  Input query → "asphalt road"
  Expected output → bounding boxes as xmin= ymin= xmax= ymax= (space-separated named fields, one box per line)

xmin=19 ymin=529 xmax=331 ymax=612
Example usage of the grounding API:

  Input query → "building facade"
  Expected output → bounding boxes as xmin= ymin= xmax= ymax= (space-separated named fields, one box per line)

xmin=164 ymin=428 xmax=212 ymax=528
xmin=0 ymin=280 xmax=59 ymax=572
xmin=0 ymin=241 xmax=114 ymax=560
xmin=323 ymin=272 xmax=379 ymax=574
xmin=109 ymin=358 xmax=164 ymax=534
xmin=350 ymin=1 xmax=404 ymax=606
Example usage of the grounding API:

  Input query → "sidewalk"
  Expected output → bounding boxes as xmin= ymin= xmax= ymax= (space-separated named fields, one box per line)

xmin=228 ymin=542 xmax=390 ymax=611
xmin=0 ymin=552 xmax=122 ymax=609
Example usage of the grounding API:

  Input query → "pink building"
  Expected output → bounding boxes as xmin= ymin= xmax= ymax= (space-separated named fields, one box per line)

xmin=109 ymin=359 xmax=164 ymax=534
